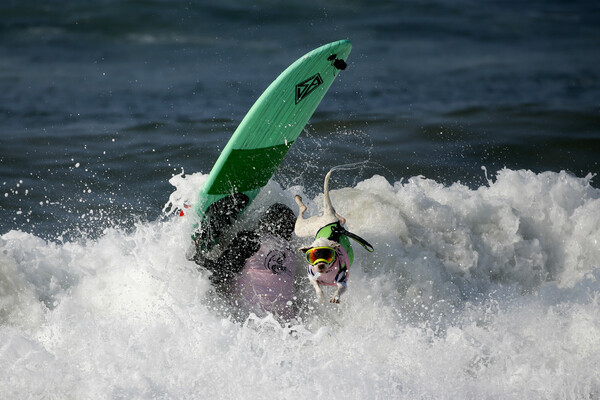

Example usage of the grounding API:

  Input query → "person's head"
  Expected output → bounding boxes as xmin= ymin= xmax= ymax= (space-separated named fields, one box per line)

xmin=258 ymin=203 xmax=296 ymax=241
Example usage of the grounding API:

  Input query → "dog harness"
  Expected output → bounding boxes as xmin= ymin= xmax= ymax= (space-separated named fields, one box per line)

xmin=307 ymin=222 xmax=373 ymax=287
xmin=307 ymin=245 xmax=351 ymax=287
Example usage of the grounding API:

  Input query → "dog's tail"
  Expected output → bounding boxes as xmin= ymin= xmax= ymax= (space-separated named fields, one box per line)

xmin=323 ymin=162 xmax=369 ymax=217
xmin=323 ymin=168 xmax=336 ymax=216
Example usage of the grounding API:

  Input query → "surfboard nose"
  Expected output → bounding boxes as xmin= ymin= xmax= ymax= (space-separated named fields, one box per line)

xmin=327 ymin=39 xmax=352 ymax=62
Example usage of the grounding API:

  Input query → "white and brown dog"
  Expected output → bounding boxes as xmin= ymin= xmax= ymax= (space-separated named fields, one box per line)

xmin=295 ymin=168 xmax=373 ymax=304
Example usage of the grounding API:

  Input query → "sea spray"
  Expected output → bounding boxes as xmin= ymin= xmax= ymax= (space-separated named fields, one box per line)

xmin=1 ymin=169 xmax=599 ymax=399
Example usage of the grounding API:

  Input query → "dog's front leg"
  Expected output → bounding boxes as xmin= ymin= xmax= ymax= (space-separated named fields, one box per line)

xmin=309 ymin=279 xmax=325 ymax=304
xmin=329 ymin=284 xmax=346 ymax=303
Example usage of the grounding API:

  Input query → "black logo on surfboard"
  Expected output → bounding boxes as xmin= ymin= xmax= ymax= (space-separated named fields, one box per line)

xmin=295 ymin=73 xmax=323 ymax=104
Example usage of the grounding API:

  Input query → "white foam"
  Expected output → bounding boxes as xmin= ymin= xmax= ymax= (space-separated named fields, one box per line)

xmin=1 ymin=168 xmax=599 ymax=398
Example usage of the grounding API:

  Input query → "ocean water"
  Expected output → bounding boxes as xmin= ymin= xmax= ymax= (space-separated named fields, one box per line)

xmin=1 ymin=1 xmax=600 ymax=398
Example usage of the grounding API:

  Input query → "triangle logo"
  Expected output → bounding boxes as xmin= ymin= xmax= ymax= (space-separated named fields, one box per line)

xmin=295 ymin=73 xmax=323 ymax=104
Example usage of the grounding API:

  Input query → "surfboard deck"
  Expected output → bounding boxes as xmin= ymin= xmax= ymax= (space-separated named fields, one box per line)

xmin=193 ymin=40 xmax=352 ymax=247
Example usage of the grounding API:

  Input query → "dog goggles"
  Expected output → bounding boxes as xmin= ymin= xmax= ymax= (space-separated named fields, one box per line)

xmin=305 ymin=247 xmax=336 ymax=265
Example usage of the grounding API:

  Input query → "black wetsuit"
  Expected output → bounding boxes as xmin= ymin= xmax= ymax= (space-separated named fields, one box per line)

xmin=194 ymin=202 xmax=296 ymax=287
xmin=197 ymin=230 xmax=261 ymax=285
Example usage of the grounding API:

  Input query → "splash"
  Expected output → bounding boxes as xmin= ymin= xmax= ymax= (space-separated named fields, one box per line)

xmin=1 ymin=169 xmax=599 ymax=399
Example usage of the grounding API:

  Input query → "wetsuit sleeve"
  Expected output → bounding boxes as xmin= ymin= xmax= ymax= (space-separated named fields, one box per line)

xmin=202 ymin=230 xmax=260 ymax=285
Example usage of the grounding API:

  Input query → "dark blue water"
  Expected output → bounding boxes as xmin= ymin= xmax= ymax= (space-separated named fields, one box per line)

xmin=1 ymin=0 xmax=599 ymax=239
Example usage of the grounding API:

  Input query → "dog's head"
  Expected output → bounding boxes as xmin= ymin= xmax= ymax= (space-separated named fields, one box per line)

xmin=300 ymin=237 xmax=340 ymax=274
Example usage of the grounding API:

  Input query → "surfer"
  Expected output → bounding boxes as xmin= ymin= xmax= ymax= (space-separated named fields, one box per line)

xmin=194 ymin=203 xmax=298 ymax=320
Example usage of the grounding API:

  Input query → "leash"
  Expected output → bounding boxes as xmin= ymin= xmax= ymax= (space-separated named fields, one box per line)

xmin=329 ymin=222 xmax=374 ymax=253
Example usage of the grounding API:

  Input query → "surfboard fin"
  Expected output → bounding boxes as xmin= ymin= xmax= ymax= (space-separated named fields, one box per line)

xmin=327 ymin=54 xmax=347 ymax=70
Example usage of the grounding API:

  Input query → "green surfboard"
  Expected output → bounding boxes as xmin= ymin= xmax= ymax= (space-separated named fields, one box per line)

xmin=194 ymin=40 xmax=352 ymax=247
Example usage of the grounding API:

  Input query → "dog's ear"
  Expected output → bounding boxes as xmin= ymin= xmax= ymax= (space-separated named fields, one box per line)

xmin=328 ymin=241 xmax=341 ymax=250
xmin=299 ymin=246 xmax=311 ymax=253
